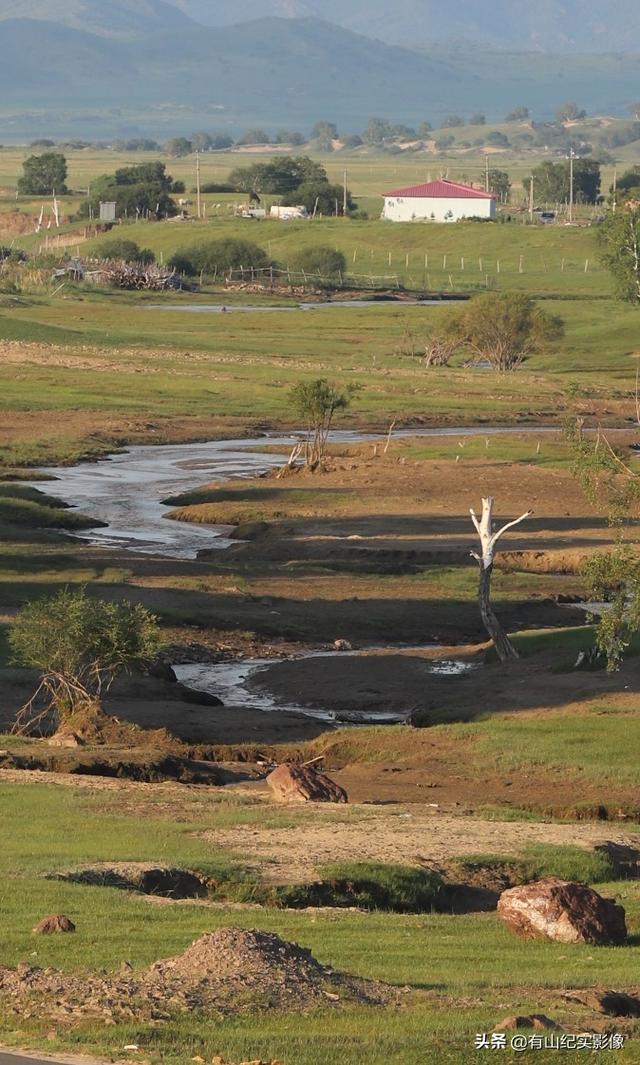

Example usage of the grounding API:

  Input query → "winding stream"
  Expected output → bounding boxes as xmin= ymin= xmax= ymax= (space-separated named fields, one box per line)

xmin=31 ymin=425 xmax=595 ymax=721
xmin=34 ymin=427 xmax=566 ymax=559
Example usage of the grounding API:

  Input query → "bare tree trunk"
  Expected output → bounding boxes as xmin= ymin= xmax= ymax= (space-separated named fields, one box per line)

xmin=478 ymin=562 xmax=519 ymax=661
xmin=470 ymin=497 xmax=532 ymax=663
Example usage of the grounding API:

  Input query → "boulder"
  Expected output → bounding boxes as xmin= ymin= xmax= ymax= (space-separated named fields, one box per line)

xmin=266 ymin=763 xmax=348 ymax=804
xmin=33 ymin=914 xmax=76 ymax=934
xmin=333 ymin=639 xmax=353 ymax=651
xmin=497 ymin=877 xmax=627 ymax=946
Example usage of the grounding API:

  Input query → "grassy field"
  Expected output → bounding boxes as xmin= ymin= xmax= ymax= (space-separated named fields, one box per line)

xmin=0 ymin=779 xmax=639 ymax=1064
xmin=2 ymin=146 xmax=640 ymax=1064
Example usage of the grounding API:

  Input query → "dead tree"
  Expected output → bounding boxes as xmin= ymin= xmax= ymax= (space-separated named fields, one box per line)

xmin=470 ymin=497 xmax=532 ymax=662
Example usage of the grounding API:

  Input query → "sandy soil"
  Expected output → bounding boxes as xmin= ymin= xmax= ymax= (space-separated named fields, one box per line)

xmin=202 ymin=806 xmax=639 ymax=884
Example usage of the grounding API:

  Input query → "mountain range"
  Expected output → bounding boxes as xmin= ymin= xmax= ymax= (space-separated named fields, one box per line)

xmin=0 ymin=0 xmax=639 ymax=140
xmin=169 ymin=0 xmax=640 ymax=52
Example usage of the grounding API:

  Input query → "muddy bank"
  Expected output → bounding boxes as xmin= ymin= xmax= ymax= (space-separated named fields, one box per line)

xmin=242 ymin=645 xmax=634 ymax=726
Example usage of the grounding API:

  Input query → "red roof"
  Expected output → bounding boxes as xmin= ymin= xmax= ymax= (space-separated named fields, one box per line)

xmin=383 ymin=179 xmax=495 ymax=200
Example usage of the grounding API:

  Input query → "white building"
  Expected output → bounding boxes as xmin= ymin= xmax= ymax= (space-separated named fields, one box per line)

xmin=382 ymin=179 xmax=496 ymax=222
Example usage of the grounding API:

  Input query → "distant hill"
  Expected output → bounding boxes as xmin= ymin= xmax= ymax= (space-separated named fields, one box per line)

xmin=0 ymin=0 xmax=192 ymax=38
xmin=1 ymin=13 xmax=640 ymax=140
xmin=169 ymin=0 xmax=640 ymax=53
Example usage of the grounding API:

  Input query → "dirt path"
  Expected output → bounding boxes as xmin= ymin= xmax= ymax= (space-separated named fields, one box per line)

xmin=202 ymin=806 xmax=638 ymax=883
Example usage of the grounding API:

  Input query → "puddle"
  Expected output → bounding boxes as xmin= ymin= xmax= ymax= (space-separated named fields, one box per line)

xmin=146 ymin=299 xmax=450 ymax=314
xmin=173 ymin=650 xmax=476 ymax=725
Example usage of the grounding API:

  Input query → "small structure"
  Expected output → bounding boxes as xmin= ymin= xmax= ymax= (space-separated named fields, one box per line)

xmin=269 ymin=205 xmax=308 ymax=220
xmin=382 ymin=179 xmax=496 ymax=222
xmin=99 ymin=202 xmax=117 ymax=222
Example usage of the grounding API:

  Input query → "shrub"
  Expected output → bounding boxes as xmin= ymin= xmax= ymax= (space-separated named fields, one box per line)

xmin=290 ymin=245 xmax=346 ymax=278
xmin=10 ymin=587 xmax=163 ymax=730
xmin=168 ymin=238 xmax=270 ymax=278
xmin=97 ymin=238 xmax=155 ymax=265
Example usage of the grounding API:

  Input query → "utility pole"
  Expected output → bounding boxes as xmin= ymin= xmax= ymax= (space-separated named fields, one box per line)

xmin=612 ymin=167 xmax=617 ymax=214
xmin=484 ymin=155 xmax=489 ymax=194
xmin=196 ymin=151 xmax=202 ymax=220
xmin=343 ymin=168 xmax=348 ymax=216
xmin=568 ymin=148 xmax=575 ymax=224
xmin=528 ymin=173 xmax=534 ymax=222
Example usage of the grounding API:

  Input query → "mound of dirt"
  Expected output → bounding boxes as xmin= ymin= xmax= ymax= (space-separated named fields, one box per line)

xmin=50 ymin=863 xmax=209 ymax=899
xmin=147 ymin=927 xmax=388 ymax=1010
xmin=0 ymin=928 xmax=391 ymax=1024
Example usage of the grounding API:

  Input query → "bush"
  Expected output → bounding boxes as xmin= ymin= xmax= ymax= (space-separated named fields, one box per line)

xmin=10 ymin=587 xmax=163 ymax=728
xmin=168 ymin=238 xmax=270 ymax=278
xmin=97 ymin=238 xmax=155 ymax=265
xmin=290 ymin=245 xmax=346 ymax=278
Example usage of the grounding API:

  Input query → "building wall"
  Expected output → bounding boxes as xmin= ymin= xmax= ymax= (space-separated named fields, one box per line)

xmin=382 ymin=196 xmax=496 ymax=222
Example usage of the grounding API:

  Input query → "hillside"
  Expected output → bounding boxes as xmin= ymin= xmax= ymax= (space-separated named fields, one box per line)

xmin=1 ymin=14 xmax=640 ymax=139
xmin=0 ymin=0 xmax=192 ymax=37
xmin=169 ymin=0 xmax=640 ymax=53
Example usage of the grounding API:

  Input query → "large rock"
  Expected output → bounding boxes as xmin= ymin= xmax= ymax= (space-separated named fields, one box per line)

xmin=33 ymin=914 xmax=76 ymax=934
xmin=267 ymin=763 xmax=348 ymax=804
xmin=497 ymin=877 xmax=627 ymax=945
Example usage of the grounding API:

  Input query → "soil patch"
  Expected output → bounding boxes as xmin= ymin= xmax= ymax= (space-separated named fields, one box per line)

xmin=201 ymin=813 xmax=640 ymax=885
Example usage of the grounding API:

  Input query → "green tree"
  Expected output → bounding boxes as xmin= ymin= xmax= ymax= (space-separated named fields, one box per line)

xmin=505 ymin=105 xmax=529 ymax=122
xmin=469 ymin=113 xmax=486 ymax=126
xmin=417 ymin=121 xmax=433 ymax=138
xmin=289 ymin=379 xmax=357 ymax=469
xmin=598 ymin=205 xmax=640 ymax=303
xmin=10 ymin=588 xmax=162 ymax=730
xmin=556 ymin=101 xmax=586 ymax=123
xmin=362 ymin=118 xmax=392 ymax=145
xmin=442 ymin=115 xmax=464 ymax=128
xmin=165 ymin=137 xmax=192 ymax=157
xmin=311 ymin=121 xmax=338 ymax=150
xmin=566 ymin=419 xmax=640 ymax=670
xmin=113 ymin=162 xmax=176 ymax=190
xmin=488 ymin=168 xmax=511 ymax=203
xmin=82 ymin=162 xmax=180 ymax=220
xmin=98 ymin=238 xmax=155 ymax=265
xmin=168 ymin=238 xmax=270 ymax=278
xmin=229 ymin=156 xmax=327 ymax=195
xmin=17 ymin=151 xmax=68 ymax=195
xmin=236 ymin=128 xmax=270 ymax=146
xmin=457 ymin=292 xmax=563 ymax=372
xmin=290 ymin=246 xmax=346 ymax=278
xmin=282 ymin=180 xmax=354 ymax=216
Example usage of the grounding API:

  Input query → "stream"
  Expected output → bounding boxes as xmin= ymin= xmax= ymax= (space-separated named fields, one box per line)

xmin=34 ymin=427 xmax=566 ymax=559
xmin=30 ymin=425 xmax=593 ymax=722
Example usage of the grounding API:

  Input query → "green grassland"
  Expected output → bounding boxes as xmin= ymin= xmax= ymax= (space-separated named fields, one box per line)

xmin=0 ymin=779 xmax=639 ymax=1064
